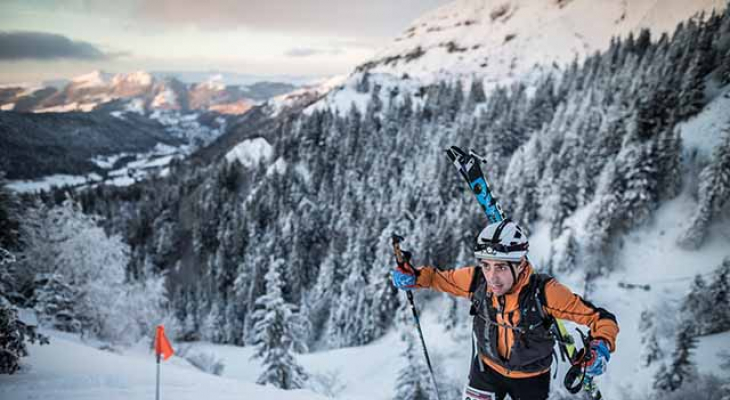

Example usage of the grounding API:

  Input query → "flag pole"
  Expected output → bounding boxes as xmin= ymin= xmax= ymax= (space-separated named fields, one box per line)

xmin=155 ymin=353 xmax=160 ymax=400
xmin=156 ymin=350 xmax=161 ymax=400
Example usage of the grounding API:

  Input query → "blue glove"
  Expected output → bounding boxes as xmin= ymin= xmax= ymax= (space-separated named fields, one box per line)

xmin=391 ymin=264 xmax=417 ymax=290
xmin=584 ymin=339 xmax=610 ymax=377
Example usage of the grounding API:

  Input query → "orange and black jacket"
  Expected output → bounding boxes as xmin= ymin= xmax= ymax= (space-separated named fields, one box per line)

xmin=415 ymin=263 xmax=619 ymax=379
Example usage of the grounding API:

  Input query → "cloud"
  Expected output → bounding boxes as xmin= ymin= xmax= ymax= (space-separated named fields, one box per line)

xmin=127 ymin=0 xmax=449 ymax=38
xmin=0 ymin=31 xmax=109 ymax=61
xmin=284 ymin=47 xmax=344 ymax=57
xmin=285 ymin=48 xmax=322 ymax=57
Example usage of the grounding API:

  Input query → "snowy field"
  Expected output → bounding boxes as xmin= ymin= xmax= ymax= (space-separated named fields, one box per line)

xmin=1 ymin=292 xmax=728 ymax=400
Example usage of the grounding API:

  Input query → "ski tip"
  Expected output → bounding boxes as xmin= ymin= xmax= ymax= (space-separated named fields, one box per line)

xmin=447 ymin=145 xmax=466 ymax=155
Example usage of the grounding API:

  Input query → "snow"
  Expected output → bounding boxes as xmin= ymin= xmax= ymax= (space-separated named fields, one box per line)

xmin=4 ymin=278 xmax=728 ymax=400
xmin=695 ymin=331 xmax=730 ymax=376
xmin=152 ymin=89 xmax=179 ymax=109
xmin=225 ymin=138 xmax=274 ymax=167
xmin=360 ymin=0 xmax=727 ymax=87
xmin=1 ymin=103 xmax=15 ymax=111
xmin=305 ymin=72 xmax=424 ymax=116
xmin=269 ymin=75 xmax=347 ymax=116
xmin=91 ymin=153 xmax=130 ymax=169
xmin=679 ymin=83 xmax=730 ymax=160
xmin=113 ymin=71 xmax=154 ymax=87
xmin=125 ymin=98 xmax=147 ymax=114
xmin=71 ymin=70 xmax=112 ymax=89
xmin=0 ymin=331 xmax=327 ymax=400
xmin=525 ymin=181 xmax=730 ymax=398
xmin=7 ymin=173 xmax=102 ymax=193
xmin=128 ymin=155 xmax=176 ymax=169
xmin=267 ymin=157 xmax=288 ymax=175
xmin=34 ymin=102 xmax=100 ymax=113
xmin=202 ymin=74 xmax=226 ymax=91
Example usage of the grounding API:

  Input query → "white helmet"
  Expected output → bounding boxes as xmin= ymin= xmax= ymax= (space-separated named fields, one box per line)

xmin=474 ymin=219 xmax=529 ymax=262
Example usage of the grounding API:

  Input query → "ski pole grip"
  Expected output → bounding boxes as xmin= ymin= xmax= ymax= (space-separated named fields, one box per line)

xmin=391 ymin=233 xmax=406 ymax=265
xmin=391 ymin=233 xmax=416 ymax=274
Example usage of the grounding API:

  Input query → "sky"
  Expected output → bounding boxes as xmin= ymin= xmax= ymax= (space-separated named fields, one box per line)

xmin=0 ymin=0 xmax=450 ymax=84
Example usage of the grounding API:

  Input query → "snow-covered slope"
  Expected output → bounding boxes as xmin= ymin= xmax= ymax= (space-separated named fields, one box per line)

xmin=525 ymin=82 xmax=730 ymax=399
xmin=358 ymin=0 xmax=727 ymax=86
xmin=0 ymin=331 xmax=327 ymax=400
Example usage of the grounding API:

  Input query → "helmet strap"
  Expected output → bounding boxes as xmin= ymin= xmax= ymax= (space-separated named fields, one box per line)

xmin=508 ymin=262 xmax=517 ymax=284
xmin=491 ymin=219 xmax=511 ymax=244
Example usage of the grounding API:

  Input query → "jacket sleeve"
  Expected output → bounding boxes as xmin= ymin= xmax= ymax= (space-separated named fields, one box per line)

xmin=542 ymin=279 xmax=619 ymax=352
xmin=415 ymin=266 xmax=476 ymax=298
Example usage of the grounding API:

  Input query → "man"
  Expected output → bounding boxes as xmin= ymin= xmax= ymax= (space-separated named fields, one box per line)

xmin=391 ymin=219 xmax=619 ymax=400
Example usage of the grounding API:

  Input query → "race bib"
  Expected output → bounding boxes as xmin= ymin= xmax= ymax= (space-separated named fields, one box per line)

xmin=463 ymin=385 xmax=496 ymax=400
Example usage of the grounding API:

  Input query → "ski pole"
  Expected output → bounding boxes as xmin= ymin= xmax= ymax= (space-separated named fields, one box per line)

xmin=391 ymin=233 xmax=441 ymax=400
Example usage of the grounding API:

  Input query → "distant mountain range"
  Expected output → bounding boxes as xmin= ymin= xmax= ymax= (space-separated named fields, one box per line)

xmin=0 ymin=70 xmax=299 ymax=115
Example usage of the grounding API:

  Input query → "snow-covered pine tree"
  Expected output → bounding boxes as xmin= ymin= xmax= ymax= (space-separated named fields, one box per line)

xmin=0 ymin=179 xmax=49 ymax=374
xmin=554 ymin=228 xmax=579 ymax=274
xmin=655 ymin=127 xmax=684 ymax=201
xmin=250 ymin=257 xmax=308 ymax=390
xmin=719 ymin=48 xmax=730 ymax=85
xmin=32 ymin=273 xmax=83 ymax=333
xmin=678 ymin=122 xmax=730 ymax=249
xmin=440 ymin=296 xmax=460 ymax=332
xmin=464 ymin=78 xmax=486 ymax=113
xmin=393 ymin=330 xmax=436 ymax=400
xmin=681 ymin=274 xmax=713 ymax=335
xmin=326 ymin=228 xmax=375 ymax=347
xmin=638 ymin=310 xmax=663 ymax=367
xmin=619 ymin=137 xmax=659 ymax=230
xmin=501 ymin=135 xmax=542 ymax=230
xmin=201 ymin=301 xmax=224 ymax=343
xmin=0 ymin=172 xmax=20 ymax=264
xmin=0 ymin=295 xmax=49 ymax=374
xmin=706 ymin=258 xmax=730 ymax=334
xmin=678 ymin=53 xmax=707 ymax=119
xmin=367 ymin=226 xmax=402 ymax=342
xmin=583 ymin=160 xmax=624 ymax=276
xmin=653 ymin=324 xmax=698 ymax=392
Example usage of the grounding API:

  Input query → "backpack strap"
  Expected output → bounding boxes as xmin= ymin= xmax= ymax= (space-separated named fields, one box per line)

xmin=468 ymin=268 xmax=487 ymax=316
xmin=532 ymin=273 xmax=556 ymax=327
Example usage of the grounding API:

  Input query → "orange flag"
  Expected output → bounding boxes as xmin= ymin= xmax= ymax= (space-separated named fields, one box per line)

xmin=155 ymin=325 xmax=174 ymax=361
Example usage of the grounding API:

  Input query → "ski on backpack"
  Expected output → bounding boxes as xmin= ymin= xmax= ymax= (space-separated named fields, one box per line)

xmin=445 ymin=145 xmax=602 ymax=400
xmin=445 ymin=146 xmax=504 ymax=224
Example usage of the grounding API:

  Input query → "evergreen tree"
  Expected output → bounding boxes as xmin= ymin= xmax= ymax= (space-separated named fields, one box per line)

xmin=393 ymin=330 xmax=435 ymax=400
xmin=655 ymin=128 xmax=684 ymax=201
xmin=250 ymin=257 xmax=308 ymax=389
xmin=465 ymin=78 xmax=486 ymax=112
xmin=0 ymin=296 xmax=49 ymax=374
xmin=554 ymin=229 xmax=579 ymax=274
xmin=0 ymin=194 xmax=50 ymax=374
xmin=326 ymin=231 xmax=374 ymax=347
xmin=719 ymin=48 xmax=730 ymax=85
xmin=440 ymin=296 xmax=460 ymax=332
xmin=681 ymin=274 xmax=713 ymax=335
xmin=654 ymin=324 xmax=698 ymax=392
xmin=583 ymin=160 xmax=624 ymax=276
xmin=706 ymin=258 xmax=730 ymax=334
xmin=639 ymin=310 xmax=663 ymax=367
xmin=32 ymin=273 xmax=84 ymax=333
xmin=678 ymin=54 xmax=706 ymax=119
xmin=619 ymin=141 xmax=659 ymax=229
xmin=0 ymin=172 xmax=20 ymax=260
xmin=678 ymin=123 xmax=730 ymax=248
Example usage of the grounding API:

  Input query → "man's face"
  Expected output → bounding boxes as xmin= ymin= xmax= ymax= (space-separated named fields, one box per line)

xmin=480 ymin=259 xmax=517 ymax=296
